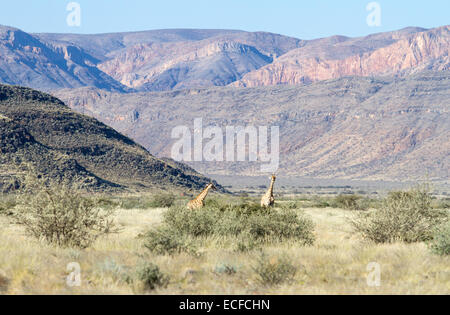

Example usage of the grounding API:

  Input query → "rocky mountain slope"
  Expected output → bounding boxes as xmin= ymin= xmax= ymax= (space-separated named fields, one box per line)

xmin=1 ymin=26 xmax=302 ymax=91
xmin=0 ymin=25 xmax=126 ymax=91
xmin=234 ymin=26 xmax=450 ymax=87
xmin=53 ymin=71 xmax=450 ymax=181
xmin=0 ymin=84 xmax=219 ymax=191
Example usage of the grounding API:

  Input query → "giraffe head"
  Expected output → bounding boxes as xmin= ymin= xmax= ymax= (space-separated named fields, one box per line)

xmin=271 ymin=174 xmax=276 ymax=181
xmin=207 ymin=183 xmax=217 ymax=191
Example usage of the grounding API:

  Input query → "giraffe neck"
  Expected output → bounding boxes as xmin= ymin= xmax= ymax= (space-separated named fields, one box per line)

xmin=196 ymin=186 xmax=212 ymax=202
xmin=267 ymin=178 xmax=275 ymax=196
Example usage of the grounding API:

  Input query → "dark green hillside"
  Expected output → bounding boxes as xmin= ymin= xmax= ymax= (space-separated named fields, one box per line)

xmin=0 ymin=84 xmax=218 ymax=192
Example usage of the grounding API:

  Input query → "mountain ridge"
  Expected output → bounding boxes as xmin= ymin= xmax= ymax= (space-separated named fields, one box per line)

xmin=2 ymin=24 xmax=448 ymax=92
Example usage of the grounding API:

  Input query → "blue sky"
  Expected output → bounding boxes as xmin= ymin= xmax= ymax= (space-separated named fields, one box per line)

xmin=1 ymin=0 xmax=449 ymax=39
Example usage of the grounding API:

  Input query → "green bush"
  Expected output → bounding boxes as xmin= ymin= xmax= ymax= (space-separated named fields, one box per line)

xmin=352 ymin=185 xmax=448 ymax=244
xmin=253 ymin=253 xmax=297 ymax=286
xmin=430 ymin=221 xmax=450 ymax=256
xmin=144 ymin=227 xmax=197 ymax=255
xmin=13 ymin=172 xmax=116 ymax=248
xmin=163 ymin=206 xmax=218 ymax=237
xmin=135 ymin=262 xmax=169 ymax=291
xmin=144 ymin=203 xmax=315 ymax=254
xmin=332 ymin=194 xmax=362 ymax=210
xmin=151 ymin=193 xmax=176 ymax=208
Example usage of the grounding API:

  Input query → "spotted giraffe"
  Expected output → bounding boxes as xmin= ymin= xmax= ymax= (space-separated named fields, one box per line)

xmin=261 ymin=174 xmax=276 ymax=208
xmin=187 ymin=183 xmax=217 ymax=210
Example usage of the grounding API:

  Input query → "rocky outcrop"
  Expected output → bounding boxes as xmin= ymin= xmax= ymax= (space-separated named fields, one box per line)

xmin=98 ymin=40 xmax=274 ymax=90
xmin=234 ymin=26 xmax=450 ymax=87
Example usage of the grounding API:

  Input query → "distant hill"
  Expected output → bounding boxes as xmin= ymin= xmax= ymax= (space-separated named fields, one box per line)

xmin=0 ymin=84 xmax=221 ymax=192
xmin=53 ymin=71 xmax=450 ymax=181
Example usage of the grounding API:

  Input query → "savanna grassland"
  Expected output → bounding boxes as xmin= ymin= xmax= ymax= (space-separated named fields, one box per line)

xmin=0 ymin=189 xmax=448 ymax=295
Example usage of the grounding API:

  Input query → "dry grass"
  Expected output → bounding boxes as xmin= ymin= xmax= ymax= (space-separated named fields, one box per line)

xmin=0 ymin=203 xmax=448 ymax=295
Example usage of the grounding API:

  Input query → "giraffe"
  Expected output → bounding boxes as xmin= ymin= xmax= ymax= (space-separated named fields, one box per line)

xmin=261 ymin=174 xmax=276 ymax=208
xmin=187 ymin=183 xmax=217 ymax=210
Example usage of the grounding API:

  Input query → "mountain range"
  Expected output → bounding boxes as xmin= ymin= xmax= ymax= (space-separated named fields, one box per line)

xmin=1 ymin=24 xmax=449 ymax=182
xmin=1 ymin=25 xmax=449 ymax=92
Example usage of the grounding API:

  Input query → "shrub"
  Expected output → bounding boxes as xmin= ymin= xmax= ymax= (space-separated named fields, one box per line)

xmin=151 ymin=193 xmax=176 ymax=208
xmin=144 ymin=203 xmax=315 ymax=254
xmin=332 ymin=194 xmax=362 ymax=210
xmin=432 ymin=198 xmax=450 ymax=210
xmin=95 ymin=197 xmax=120 ymax=210
xmin=214 ymin=263 xmax=237 ymax=275
xmin=135 ymin=262 xmax=169 ymax=291
xmin=430 ymin=221 xmax=450 ymax=256
xmin=253 ymin=253 xmax=297 ymax=286
xmin=352 ymin=185 xmax=448 ymax=244
xmin=13 ymin=172 xmax=116 ymax=248
xmin=309 ymin=196 xmax=330 ymax=208
xmin=244 ymin=209 xmax=315 ymax=244
xmin=163 ymin=206 xmax=218 ymax=237
xmin=235 ymin=231 xmax=258 ymax=252
xmin=171 ymin=204 xmax=314 ymax=244
xmin=144 ymin=227 xmax=197 ymax=255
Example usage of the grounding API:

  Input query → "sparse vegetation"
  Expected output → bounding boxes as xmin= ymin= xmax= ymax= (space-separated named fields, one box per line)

xmin=352 ymin=185 xmax=448 ymax=244
xmin=253 ymin=253 xmax=297 ymax=286
xmin=332 ymin=194 xmax=362 ymax=210
xmin=0 ymin=190 xmax=448 ymax=294
xmin=12 ymin=171 xmax=117 ymax=249
xmin=430 ymin=221 xmax=450 ymax=256
xmin=151 ymin=193 xmax=176 ymax=208
xmin=214 ymin=263 xmax=237 ymax=275
xmin=0 ymin=194 xmax=16 ymax=215
xmin=134 ymin=262 xmax=169 ymax=292
xmin=106 ymin=193 xmax=177 ymax=210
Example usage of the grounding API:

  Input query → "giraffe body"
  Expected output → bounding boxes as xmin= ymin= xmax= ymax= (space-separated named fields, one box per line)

xmin=261 ymin=174 xmax=276 ymax=208
xmin=187 ymin=183 xmax=216 ymax=210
